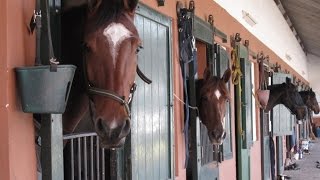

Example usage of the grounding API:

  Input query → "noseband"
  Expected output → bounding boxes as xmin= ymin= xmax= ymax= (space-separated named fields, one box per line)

xmin=87 ymin=84 xmax=136 ymax=118
xmin=82 ymin=50 xmax=151 ymax=119
xmin=82 ymin=49 xmax=136 ymax=118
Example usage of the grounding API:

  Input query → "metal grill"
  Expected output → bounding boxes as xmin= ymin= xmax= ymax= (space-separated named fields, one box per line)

xmin=63 ymin=133 xmax=109 ymax=180
xmin=200 ymin=123 xmax=219 ymax=165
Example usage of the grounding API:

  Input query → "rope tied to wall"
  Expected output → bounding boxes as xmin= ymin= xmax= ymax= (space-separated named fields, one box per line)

xmin=231 ymin=47 xmax=242 ymax=85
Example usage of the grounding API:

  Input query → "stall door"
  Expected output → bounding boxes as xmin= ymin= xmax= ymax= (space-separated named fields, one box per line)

xmin=272 ymin=73 xmax=293 ymax=176
xmin=236 ymin=44 xmax=252 ymax=180
xmin=130 ymin=4 xmax=173 ymax=180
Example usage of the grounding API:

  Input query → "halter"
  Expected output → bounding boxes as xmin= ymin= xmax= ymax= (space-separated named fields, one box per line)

xmin=81 ymin=13 xmax=152 ymax=120
xmin=82 ymin=51 xmax=151 ymax=119
xmin=82 ymin=47 xmax=136 ymax=118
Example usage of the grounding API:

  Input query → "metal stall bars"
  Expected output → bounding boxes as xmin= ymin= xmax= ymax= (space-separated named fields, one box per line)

xmin=63 ymin=133 xmax=109 ymax=180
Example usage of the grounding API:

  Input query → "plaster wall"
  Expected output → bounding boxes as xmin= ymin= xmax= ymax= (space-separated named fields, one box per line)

xmin=307 ymin=53 xmax=320 ymax=117
xmin=214 ymin=0 xmax=309 ymax=81
xmin=0 ymin=0 xmax=37 ymax=180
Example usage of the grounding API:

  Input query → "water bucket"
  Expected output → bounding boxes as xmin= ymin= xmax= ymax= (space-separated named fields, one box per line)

xmin=15 ymin=65 xmax=76 ymax=114
xmin=257 ymin=89 xmax=270 ymax=109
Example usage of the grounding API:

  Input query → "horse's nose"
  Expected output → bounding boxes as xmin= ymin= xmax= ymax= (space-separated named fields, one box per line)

xmin=210 ymin=129 xmax=225 ymax=140
xmin=95 ymin=118 xmax=131 ymax=139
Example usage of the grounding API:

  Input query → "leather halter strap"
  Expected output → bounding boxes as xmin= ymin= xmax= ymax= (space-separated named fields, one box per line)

xmin=82 ymin=13 xmax=152 ymax=118
xmin=82 ymin=49 xmax=135 ymax=118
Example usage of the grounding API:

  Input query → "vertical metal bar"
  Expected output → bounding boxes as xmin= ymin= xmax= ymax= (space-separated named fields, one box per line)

xmin=96 ymin=137 xmax=100 ymax=180
xmin=84 ymin=137 xmax=88 ymax=180
xmin=40 ymin=114 xmax=64 ymax=180
xmin=78 ymin=138 xmax=82 ymax=180
xmin=71 ymin=139 xmax=74 ymax=180
xmin=102 ymin=148 xmax=105 ymax=180
xmin=110 ymin=150 xmax=117 ymax=180
xmin=90 ymin=136 xmax=94 ymax=180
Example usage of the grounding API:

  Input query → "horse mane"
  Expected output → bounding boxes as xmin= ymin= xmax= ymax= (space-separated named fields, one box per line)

xmin=89 ymin=0 xmax=138 ymax=30
xmin=299 ymin=91 xmax=311 ymax=102
xmin=268 ymin=83 xmax=287 ymax=91
xmin=266 ymin=82 xmax=305 ymax=112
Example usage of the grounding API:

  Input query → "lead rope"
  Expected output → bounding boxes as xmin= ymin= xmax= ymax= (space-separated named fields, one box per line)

xmin=231 ymin=42 xmax=244 ymax=139
xmin=231 ymin=47 xmax=242 ymax=85
xmin=173 ymin=93 xmax=199 ymax=115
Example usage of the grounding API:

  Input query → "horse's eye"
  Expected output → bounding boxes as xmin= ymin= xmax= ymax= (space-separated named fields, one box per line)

xmin=201 ymin=96 xmax=209 ymax=101
xmin=136 ymin=45 xmax=143 ymax=54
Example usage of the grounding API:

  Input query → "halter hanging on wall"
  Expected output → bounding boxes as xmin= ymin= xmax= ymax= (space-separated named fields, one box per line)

xmin=177 ymin=0 xmax=196 ymax=168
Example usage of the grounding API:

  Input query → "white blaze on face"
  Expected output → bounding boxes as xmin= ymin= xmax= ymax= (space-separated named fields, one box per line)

xmin=109 ymin=120 xmax=118 ymax=130
xmin=214 ymin=89 xmax=221 ymax=99
xmin=103 ymin=23 xmax=131 ymax=67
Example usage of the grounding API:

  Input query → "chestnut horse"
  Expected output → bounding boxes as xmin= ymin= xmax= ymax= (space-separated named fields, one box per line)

xmin=265 ymin=81 xmax=306 ymax=120
xmin=61 ymin=0 xmax=144 ymax=148
xmin=299 ymin=89 xmax=320 ymax=114
xmin=197 ymin=68 xmax=231 ymax=145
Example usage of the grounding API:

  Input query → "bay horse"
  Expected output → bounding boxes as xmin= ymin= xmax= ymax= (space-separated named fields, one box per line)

xmin=265 ymin=80 xmax=306 ymax=120
xmin=197 ymin=68 xmax=231 ymax=145
xmin=299 ymin=89 xmax=320 ymax=114
xmin=61 ymin=0 xmax=148 ymax=149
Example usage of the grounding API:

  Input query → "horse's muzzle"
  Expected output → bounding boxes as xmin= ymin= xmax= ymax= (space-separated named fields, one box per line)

xmin=95 ymin=118 xmax=131 ymax=148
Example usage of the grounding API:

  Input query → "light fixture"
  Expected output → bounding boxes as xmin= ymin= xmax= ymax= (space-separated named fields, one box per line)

xmin=285 ymin=53 xmax=292 ymax=61
xmin=242 ymin=10 xmax=257 ymax=26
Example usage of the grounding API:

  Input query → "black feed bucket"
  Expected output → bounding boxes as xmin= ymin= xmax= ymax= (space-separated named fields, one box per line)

xmin=15 ymin=65 xmax=76 ymax=114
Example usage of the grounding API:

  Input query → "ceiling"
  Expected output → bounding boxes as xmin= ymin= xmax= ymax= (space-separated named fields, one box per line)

xmin=280 ymin=0 xmax=320 ymax=57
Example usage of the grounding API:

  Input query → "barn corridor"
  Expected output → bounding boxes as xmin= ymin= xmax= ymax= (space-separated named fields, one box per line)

xmin=284 ymin=139 xmax=320 ymax=180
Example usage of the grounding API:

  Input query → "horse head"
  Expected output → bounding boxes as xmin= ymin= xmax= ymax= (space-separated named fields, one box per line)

xmin=299 ymin=88 xmax=320 ymax=114
xmin=267 ymin=81 xmax=306 ymax=120
xmin=198 ymin=68 xmax=231 ymax=145
xmin=64 ymin=0 xmax=141 ymax=149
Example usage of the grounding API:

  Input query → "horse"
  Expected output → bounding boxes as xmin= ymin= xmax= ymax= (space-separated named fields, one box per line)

xmin=196 ymin=68 xmax=231 ymax=145
xmin=265 ymin=81 xmax=306 ymax=120
xmin=299 ymin=89 xmax=320 ymax=114
xmin=61 ymin=0 xmax=146 ymax=149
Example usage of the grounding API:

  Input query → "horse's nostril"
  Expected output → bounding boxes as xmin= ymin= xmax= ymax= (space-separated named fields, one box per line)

xmin=123 ymin=119 xmax=130 ymax=131
xmin=119 ymin=118 xmax=131 ymax=138
xmin=222 ymin=131 xmax=226 ymax=139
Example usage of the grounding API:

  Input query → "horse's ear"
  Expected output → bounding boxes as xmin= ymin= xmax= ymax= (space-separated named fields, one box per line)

xmin=221 ymin=68 xmax=231 ymax=83
xmin=310 ymin=88 xmax=313 ymax=92
xmin=285 ymin=77 xmax=292 ymax=84
xmin=124 ymin=0 xmax=139 ymax=13
xmin=203 ymin=68 xmax=211 ymax=81
xmin=88 ymin=0 xmax=102 ymax=12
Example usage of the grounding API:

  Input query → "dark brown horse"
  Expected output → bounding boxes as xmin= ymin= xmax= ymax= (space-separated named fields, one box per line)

xmin=265 ymin=81 xmax=306 ymax=120
xmin=197 ymin=68 xmax=231 ymax=145
xmin=62 ymin=0 xmax=143 ymax=149
xmin=299 ymin=89 xmax=320 ymax=114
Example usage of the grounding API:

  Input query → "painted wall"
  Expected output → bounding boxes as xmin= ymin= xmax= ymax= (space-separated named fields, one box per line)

xmin=307 ymin=53 xmax=320 ymax=117
xmin=140 ymin=0 xmax=308 ymax=179
xmin=0 ymin=0 xmax=37 ymax=180
xmin=214 ymin=0 xmax=309 ymax=81
xmin=1 ymin=0 xmax=309 ymax=179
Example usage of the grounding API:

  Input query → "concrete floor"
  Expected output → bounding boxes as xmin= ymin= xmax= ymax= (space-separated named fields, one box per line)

xmin=284 ymin=139 xmax=320 ymax=180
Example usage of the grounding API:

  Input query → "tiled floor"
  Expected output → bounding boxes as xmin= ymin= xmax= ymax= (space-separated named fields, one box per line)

xmin=284 ymin=139 xmax=320 ymax=180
